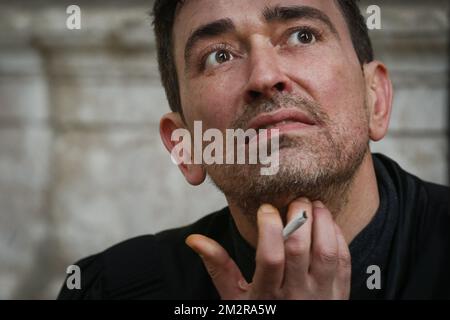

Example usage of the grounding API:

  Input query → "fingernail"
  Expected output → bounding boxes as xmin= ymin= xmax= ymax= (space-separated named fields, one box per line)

xmin=185 ymin=237 xmax=201 ymax=257
xmin=298 ymin=197 xmax=311 ymax=204
xmin=259 ymin=204 xmax=275 ymax=214
xmin=313 ymin=201 xmax=325 ymax=208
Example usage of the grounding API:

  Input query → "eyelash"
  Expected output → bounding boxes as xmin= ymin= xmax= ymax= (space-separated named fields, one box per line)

xmin=198 ymin=25 xmax=324 ymax=71
xmin=284 ymin=25 xmax=324 ymax=44
xmin=198 ymin=43 xmax=236 ymax=71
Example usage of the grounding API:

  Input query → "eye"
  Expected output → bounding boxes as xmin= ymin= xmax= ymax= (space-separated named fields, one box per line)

xmin=205 ymin=49 xmax=234 ymax=68
xmin=287 ymin=29 xmax=317 ymax=46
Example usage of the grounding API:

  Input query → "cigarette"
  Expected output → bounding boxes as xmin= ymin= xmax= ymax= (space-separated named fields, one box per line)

xmin=283 ymin=211 xmax=307 ymax=240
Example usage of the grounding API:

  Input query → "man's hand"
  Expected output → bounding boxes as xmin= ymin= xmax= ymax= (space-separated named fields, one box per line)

xmin=185 ymin=198 xmax=351 ymax=299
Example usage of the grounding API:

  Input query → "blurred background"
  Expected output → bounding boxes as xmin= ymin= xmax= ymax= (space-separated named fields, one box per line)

xmin=0 ymin=0 xmax=448 ymax=299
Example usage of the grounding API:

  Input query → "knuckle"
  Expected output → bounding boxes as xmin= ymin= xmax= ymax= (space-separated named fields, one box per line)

xmin=256 ymin=254 xmax=284 ymax=271
xmin=204 ymin=256 xmax=231 ymax=280
xmin=314 ymin=248 xmax=339 ymax=265
xmin=285 ymin=241 xmax=309 ymax=258
xmin=205 ymin=263 xmax=222 ymax=280
xmin=338 ymin=252 xmax=352 ymax=269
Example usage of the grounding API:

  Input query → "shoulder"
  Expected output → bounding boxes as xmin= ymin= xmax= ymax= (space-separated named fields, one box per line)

xmin=374 ymin=153 xmax=448 ymax=213
xmin=57 ymin=207 xmax=230 ymax=299
xmin=419 ymin=180 xmax=449 ymax=211
xmin=374 ymin=153 xmax=449 ymax=252
xmin=375 ymin=154 xmax=449 ymax=242
xmin=372 ymin=154 xmax=450 ymax=298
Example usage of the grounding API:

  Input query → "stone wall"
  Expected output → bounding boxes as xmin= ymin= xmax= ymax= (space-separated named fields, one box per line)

xmin=0 ymin=0 xmax=447 ymax=299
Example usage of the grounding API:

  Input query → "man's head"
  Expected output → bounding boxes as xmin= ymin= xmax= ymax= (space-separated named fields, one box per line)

xmin=153 ymin=0 xmax=374 ymax=116
xmin=154 ymin=0 xmax=393 ymax=215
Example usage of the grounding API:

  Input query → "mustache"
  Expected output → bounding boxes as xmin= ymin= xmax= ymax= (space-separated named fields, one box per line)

xmin=230 ymin=93 xmax=330 ymax=130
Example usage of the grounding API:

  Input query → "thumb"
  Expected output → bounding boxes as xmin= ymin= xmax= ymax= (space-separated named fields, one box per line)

xmin=185 ymin=234 xmax=249 ymax=299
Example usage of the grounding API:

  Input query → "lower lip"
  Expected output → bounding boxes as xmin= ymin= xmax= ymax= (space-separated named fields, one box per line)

xmin=266 ymin=121 xmax=314 ymax=134
xmin=247 ymin=122 xmax=315 ymax=145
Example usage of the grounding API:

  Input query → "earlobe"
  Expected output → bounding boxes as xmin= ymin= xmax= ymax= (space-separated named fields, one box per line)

xmin=159 ymin=113 xmax=206 ymax=186
xmin=364 ymin=61 xmax=393 ymax=142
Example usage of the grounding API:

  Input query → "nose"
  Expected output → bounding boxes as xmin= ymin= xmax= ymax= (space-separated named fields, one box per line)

xmin=244 ymin=46 xmax=293 ymax=104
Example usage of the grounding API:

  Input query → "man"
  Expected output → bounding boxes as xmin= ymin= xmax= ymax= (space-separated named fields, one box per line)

xmin=58 ymin=0 xmax=449 ymax=299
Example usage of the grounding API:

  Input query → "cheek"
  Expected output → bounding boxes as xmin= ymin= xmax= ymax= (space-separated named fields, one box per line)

xmin=293 ymin=55 xmax=366 ymax=127
xmin=182 ymin=71 xmax=243 ymax=130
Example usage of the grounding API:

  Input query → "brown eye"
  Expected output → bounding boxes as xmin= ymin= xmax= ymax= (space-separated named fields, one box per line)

xmin=216 ymin=50 xmax=231 ymax=63
xmin=287 ymin=29 xmax=317 ymax=46
xmin=298 ymin=31 xmax=313 ymax=43
xmin=205 ymin=49 xmax=234 ymax=68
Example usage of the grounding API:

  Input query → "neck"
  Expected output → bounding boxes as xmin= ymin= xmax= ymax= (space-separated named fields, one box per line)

xmin=227 ymin=152 xmax=380 ymax=247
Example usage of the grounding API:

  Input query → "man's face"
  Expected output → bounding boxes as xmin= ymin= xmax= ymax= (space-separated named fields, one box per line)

xmin=172 ymin=0 xmax=371 ymax=212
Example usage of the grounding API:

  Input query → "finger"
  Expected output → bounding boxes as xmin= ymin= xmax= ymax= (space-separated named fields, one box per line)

xmin=252 ymin=204 xmax=285 ymax=297
xmin=185 ymin=234 xmax=248 ymax=299
xmin=310 ymin=201 xmax=339 ymax=286
xmin=334 ymin=223 xmax=352 ymax=298
xmin=283 ymin=197 xmax=313 ymax=289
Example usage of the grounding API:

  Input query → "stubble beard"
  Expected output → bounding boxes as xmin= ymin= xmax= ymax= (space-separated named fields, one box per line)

xmin=204 ymin=93 xmax=370 ymax=220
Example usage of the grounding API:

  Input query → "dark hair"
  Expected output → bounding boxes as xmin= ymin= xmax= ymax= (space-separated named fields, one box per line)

xmin=152 ymin=0 xmax=374 ymax=114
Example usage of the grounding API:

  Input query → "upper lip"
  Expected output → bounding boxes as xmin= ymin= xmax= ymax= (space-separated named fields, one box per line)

xmin=246 ymin=109 xmax=317 ymax=131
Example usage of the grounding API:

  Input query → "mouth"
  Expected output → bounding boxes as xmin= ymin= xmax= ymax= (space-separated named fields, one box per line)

xmin=246 ymin=109 xmax=317 ymax=132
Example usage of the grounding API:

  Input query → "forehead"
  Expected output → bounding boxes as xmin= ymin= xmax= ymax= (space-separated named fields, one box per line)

xmin=173 ymin=0 xmax=347 ymax=45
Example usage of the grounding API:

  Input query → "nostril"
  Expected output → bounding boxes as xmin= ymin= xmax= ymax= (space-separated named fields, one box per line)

xmin=246 ymin=81 xmax=286 ymax=102
xmin=274 ymin=82 xmax=285 ymax=91
xmin=249 ymin=90 xmax=261 ymax=100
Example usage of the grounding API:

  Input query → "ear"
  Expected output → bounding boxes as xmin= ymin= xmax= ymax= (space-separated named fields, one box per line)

xmin=160 ymin=112 xmax=206 ymax=186
xmin=363 ymin=61 xmax=393 ymax=142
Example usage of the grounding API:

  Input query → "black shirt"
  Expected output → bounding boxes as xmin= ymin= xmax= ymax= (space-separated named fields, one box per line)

xmin=57 ymin=154 xmax=450 ymax=299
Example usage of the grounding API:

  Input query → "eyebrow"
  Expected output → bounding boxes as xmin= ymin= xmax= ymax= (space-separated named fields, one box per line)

xmin=183 ymin=5 xmax=339 ymax=66
xmin=263 ymin=5 xmax=339 ymax=36
xmin=184 ymin=18 xmax=235 ymax=63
